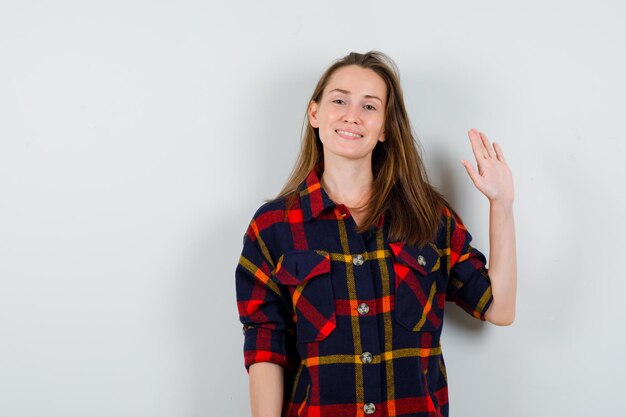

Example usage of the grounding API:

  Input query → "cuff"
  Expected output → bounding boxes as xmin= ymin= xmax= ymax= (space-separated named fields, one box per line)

xmin=454 ymin=285 xmax=494 ymax=321
xmin=243 ymin=326 xmax=293 ymax=373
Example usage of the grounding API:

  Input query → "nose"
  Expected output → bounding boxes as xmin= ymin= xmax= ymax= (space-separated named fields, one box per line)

xmin=343 ymin=104 xmax=359 ymax=124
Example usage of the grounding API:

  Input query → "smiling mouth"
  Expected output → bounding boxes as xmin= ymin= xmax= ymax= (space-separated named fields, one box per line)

xmin=335 ymin=129 xmax=363 ymax=139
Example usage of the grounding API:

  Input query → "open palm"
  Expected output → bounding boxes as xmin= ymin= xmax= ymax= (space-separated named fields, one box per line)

xmin=461 ymin=128 xmax=514 ymax=204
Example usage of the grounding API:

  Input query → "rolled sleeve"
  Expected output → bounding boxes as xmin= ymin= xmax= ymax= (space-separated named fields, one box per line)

xmin=445 ymin=211 xmax=493 ymax=321
xmin=242 ymin=326 xmax=291 ymax=371
xmin=235 ymin=224 xmax=296 ymax=373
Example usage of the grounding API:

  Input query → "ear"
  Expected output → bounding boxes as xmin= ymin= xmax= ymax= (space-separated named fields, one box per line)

xmin=308 ymin=100 xmax=319 ymax=128
xmin=379 ymin=130 xmax=386 ymax=142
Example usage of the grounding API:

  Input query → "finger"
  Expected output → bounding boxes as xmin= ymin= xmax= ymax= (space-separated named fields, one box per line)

xmin=493 ymin=142 xmax=506 ymax=162
xmin=461 ymin=159 xmax=482 ymax=188
xmin=468 ymin=129 xmax=487 ymax=161
xmin=478 ymin=131 xmax=496 ymax=159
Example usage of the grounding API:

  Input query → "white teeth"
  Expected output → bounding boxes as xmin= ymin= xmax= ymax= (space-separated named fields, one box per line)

xmin=336 ymin=129 xmax=363 ymax=138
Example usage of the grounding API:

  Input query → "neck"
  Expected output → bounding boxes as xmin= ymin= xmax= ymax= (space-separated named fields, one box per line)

xmin=320 ymin=155 xmax=373 ymax=211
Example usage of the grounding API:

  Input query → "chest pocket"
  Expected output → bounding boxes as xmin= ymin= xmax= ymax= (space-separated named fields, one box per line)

xmin=389 ymin=242 xmax=444 ymax=332
xmin=272 ymin=250 xmax=336 ymax=343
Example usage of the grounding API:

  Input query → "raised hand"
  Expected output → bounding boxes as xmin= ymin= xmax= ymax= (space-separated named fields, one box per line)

xmin=461 ymin=128 xmax=514 ymax=205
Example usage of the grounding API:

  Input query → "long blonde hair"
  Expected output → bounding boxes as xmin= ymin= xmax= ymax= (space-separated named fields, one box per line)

xmin=270 ymin=51 xmax=447 ymax=247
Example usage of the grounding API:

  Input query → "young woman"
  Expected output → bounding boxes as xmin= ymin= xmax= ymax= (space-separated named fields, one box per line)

xmin=235 ymin=51 xmax=516 ymax=417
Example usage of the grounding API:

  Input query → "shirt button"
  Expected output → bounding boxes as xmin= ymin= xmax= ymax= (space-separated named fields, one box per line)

xmin=417 ymin=255 xmax=427 ymax=267
xmin=364 ymin=402 xmax=376 ymax=414
xmin=357 ymin=303 xmax=370 ymax=315
xmin=361 ymin=352 xmax=373 ymax=364
xmin=352 ymin=254 xmax=364 ymax=266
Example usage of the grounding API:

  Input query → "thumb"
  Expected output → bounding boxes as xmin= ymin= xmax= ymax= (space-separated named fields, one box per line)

xmin=461 ymin=159 xmax=482 ymax=188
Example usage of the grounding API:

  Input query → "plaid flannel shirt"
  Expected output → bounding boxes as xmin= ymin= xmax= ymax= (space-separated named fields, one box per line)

xmin=235 ymin=162 xmax=493 ymax=417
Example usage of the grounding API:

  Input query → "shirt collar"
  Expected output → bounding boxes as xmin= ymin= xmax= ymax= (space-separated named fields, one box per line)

xmin=298 ymin=161 xmax=336 ymax=221
xmin=298 ymin=161 xmax=386 ymax=230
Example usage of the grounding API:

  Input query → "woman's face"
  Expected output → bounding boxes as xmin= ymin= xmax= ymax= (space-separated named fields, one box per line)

xmin=308 ymin=65 xmax=387 ymax=165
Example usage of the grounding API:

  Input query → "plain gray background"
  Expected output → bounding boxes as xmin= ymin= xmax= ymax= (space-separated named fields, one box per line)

xmin=1 ymin=1 xmax=625 ymax=416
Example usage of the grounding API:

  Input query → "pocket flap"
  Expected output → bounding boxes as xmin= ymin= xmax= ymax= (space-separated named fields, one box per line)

xmin=272 ymin=250 xmax=331 ymax=285
xmin=389 ymin=242 xmax=440 ymax=275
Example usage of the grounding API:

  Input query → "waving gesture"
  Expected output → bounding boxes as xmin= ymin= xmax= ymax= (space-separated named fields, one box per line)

xmin=461 ymin=128 xmax=514 ymax=204
xmin=461 ymin=128 xmax=517 ymax=326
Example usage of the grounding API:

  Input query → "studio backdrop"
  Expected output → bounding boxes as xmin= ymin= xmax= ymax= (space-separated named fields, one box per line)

xmin=1 ymin=1 xmax=624 ymax=416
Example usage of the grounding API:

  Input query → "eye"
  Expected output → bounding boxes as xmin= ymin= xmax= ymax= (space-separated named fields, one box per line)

xmin=332 ymin=99 xmax=345 ymax=105
xmin=364 ymin=104 xmax=377 ymax=111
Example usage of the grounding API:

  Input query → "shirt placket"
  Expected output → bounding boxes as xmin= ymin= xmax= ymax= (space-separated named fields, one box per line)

xmin=340 ymin=207 xmax=384 ymax=416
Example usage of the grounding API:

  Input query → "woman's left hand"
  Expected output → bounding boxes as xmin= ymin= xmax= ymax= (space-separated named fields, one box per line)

xmin=461 ymin=128 xmax=514 ymax=204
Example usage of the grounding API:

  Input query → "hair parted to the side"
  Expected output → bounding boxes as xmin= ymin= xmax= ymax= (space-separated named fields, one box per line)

xmin=268 ymin=50 xmax=449 ymax=247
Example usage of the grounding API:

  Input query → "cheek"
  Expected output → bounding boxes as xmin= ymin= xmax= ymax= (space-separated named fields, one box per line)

xmin=321 ymin=109 xmax=339 ymax=123
xmin=367 ymin=117 xmax=385 ymax=133
xmin=320 ymin=114 xmax=341 ymax=132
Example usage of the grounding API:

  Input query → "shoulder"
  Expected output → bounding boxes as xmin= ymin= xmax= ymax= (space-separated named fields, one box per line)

xmin=239 ymin=195 xmax=295 ymax=266
xmin=433 ymin=201 xmax=471 ymax=249
xmin=248 ymin=193 xmax=295 ymax=228
xmin=438 ymin=200 xmax=463 ymax=225
xmin=243 ymin=193 xmax=298 ymax=246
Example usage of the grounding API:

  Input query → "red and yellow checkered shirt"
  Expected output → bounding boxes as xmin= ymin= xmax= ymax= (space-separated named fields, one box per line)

xmin=235 ymin=163 xmax=493 ymax=417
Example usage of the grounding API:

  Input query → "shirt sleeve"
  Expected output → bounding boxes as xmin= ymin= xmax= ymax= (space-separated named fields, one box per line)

xmin=235 ymin=220 xmax=297 ymax=373
xmin=445 ymin=210 xmax=494 ymax=321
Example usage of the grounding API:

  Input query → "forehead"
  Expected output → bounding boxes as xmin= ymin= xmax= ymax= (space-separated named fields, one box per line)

xmin=324 ymin=65 xmax=387 ymax=99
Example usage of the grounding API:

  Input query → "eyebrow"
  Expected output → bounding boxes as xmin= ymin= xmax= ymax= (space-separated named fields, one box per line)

xmin=328 ymin=88 xmax=383 ymax=103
